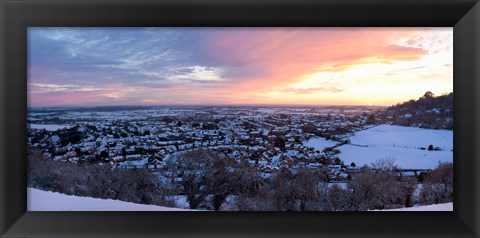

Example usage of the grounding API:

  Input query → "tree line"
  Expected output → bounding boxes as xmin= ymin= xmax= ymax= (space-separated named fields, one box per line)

xmin=381 ymin=91 xmax=453 ymax=130
xmin=28 ymin=149 xmax=453 ymax=211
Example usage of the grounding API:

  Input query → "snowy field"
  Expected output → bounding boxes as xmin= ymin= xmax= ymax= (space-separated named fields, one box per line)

xmin=374 ymin=202 xmax=453 ymax=211
xmin=338 ymin=125 xmax=453 ymax=169
xmin=29 ymin=124 xmax=70 ymax=131
xmin=348 ymin=125 xmax=452 ymax=150
xmin=304 ymin=137 xmax=339 ymax=151
xmin=28 ymin=188 xmax=193 ymax=211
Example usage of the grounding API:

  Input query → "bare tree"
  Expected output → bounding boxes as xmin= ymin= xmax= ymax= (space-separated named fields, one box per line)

xmin=173 ymin=149 xmax=214 ymax=209
xmin=293 ymin=167 xmax=321 ymax=211
xmin=347 ymin=159 xmax=400 ymax=211
xmin=328 ymin=184 xmax=350 ymax=211
xmin=174 ymin=149 xmax=243 ymax=210
xmin=28 ymin=148 xmax=169 ymax=206
xmin=419 ymin=162 xmax=453 ymax=205
xmin=210 ymin=156 xmax=243 ymax=210
xmin=234 ymin=165 xmax=270 ymax=211
xmin=371 ymin=156 xmax=397 ymax=171
xmin=267 ymin=167 xmax=326 ymax=211
xmin=270 ymin=168 xmax=297 ymax=211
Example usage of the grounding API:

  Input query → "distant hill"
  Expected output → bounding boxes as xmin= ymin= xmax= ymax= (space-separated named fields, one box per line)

xmin=380 ymin=91 xmax=453 ymax=130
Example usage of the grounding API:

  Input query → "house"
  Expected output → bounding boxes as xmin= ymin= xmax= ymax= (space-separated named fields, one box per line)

xmin=327 ymin=165 xmax=342 ymax=170
xmin=337 ymin=172 xmax=351 ymax=181
xmin=258 ymin=159 xmax=268 ymax=166
xmin=111 ymin=155 xmax=124 ymax=162
xmin=307 ymin=162 xmax=322 ymax=169
xmin=126 ymin=154 xmax=141 ymax=160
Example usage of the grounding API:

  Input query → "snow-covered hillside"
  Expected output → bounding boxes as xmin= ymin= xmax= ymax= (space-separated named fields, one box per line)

xmin=338 ymin=125 xmax=453 ymax=169
xmin=27 ymin=188 xmax=452 ymax=211
xmin=27 ymin=188 xmax=194 ymax=211
xmin=374 ymin=202 xmax=453 ymax=211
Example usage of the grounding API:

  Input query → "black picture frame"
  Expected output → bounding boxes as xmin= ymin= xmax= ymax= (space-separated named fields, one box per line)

xmin=1 ymin=0 xmax=479 ymax=237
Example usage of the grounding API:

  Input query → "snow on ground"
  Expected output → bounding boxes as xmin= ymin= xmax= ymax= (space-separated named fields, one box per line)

xmin=27 ymin=188 xmax=452 ymax=212
xmin=29 ymin=124 xmax=70 ymax=131
xmin=171 ymin=195 xmax=190 ymax=209
xmin=338 ymin=144 xmax=452 ymax=169
xmin=28 ymin=188 xmax=194 ymax=211
xmin=337 ymin=125 xmax=453 ymax=169
xmin=349 ymin=125 xmax=452 ymax=150
xmin=270 ymin=154 xmax=282 ymax=167
xmin=374 ymin=202 xmax=453 ymax=211
xmin=118 ymin=157 xmax=149 ymax=168
xmin=327 ymin=182 xmax=348 ymax=190
xmin=304 ymin=137 xmax=339 ymax=151
xmin=256 ymin=108 xmax=278 ymax=114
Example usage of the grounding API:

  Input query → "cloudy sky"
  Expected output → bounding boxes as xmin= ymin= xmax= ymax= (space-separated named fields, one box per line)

xmin=28 ymin=27 xmax=452 ymax=107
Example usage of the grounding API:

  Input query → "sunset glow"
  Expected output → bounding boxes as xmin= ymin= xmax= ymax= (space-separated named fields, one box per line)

xmin=28 ymin=27 xmax=453 ymax=107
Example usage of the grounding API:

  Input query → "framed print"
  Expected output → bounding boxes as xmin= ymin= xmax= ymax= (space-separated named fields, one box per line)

xmin=1 ymin=0 xmax=479 ymax=237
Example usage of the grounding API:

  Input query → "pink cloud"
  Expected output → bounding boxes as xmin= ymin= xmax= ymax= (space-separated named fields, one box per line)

xmin=28 ymin=67 xmax=55 ymax=85
xmin=29 ymin=28 xmax=447 ymax=106
xmin=29 ymin=91 xmax=102 ymax=106
xmin=204 ymin=28 xmax=428 ymax=101
xmin=282 ymin=87 xmax=344 ymax=94
xmin=28 ymin=84 xmax=129 ymax=106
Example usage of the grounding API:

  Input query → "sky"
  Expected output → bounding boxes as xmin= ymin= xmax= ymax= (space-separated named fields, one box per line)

xmin=28 ymin=27 xmax=453 ymax=107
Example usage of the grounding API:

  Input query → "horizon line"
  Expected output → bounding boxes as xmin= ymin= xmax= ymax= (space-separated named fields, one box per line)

xmin=28 ymin=103 xmax=388 ymax=109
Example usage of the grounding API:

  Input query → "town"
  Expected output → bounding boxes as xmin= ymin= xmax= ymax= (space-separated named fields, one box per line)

xmin=27 ymin=100 xmax=453 ymax=211
xmin=28 ymin=106 xmax=381 ymax=182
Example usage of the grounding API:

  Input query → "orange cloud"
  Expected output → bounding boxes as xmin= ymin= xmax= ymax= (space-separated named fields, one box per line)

xmin=204 ymin=28 xmax=429 ymax=102
xmin=29 ymin=28 xmax=450 ymax=106
xmin=281 ymin=87 xmax=344 ymax=94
